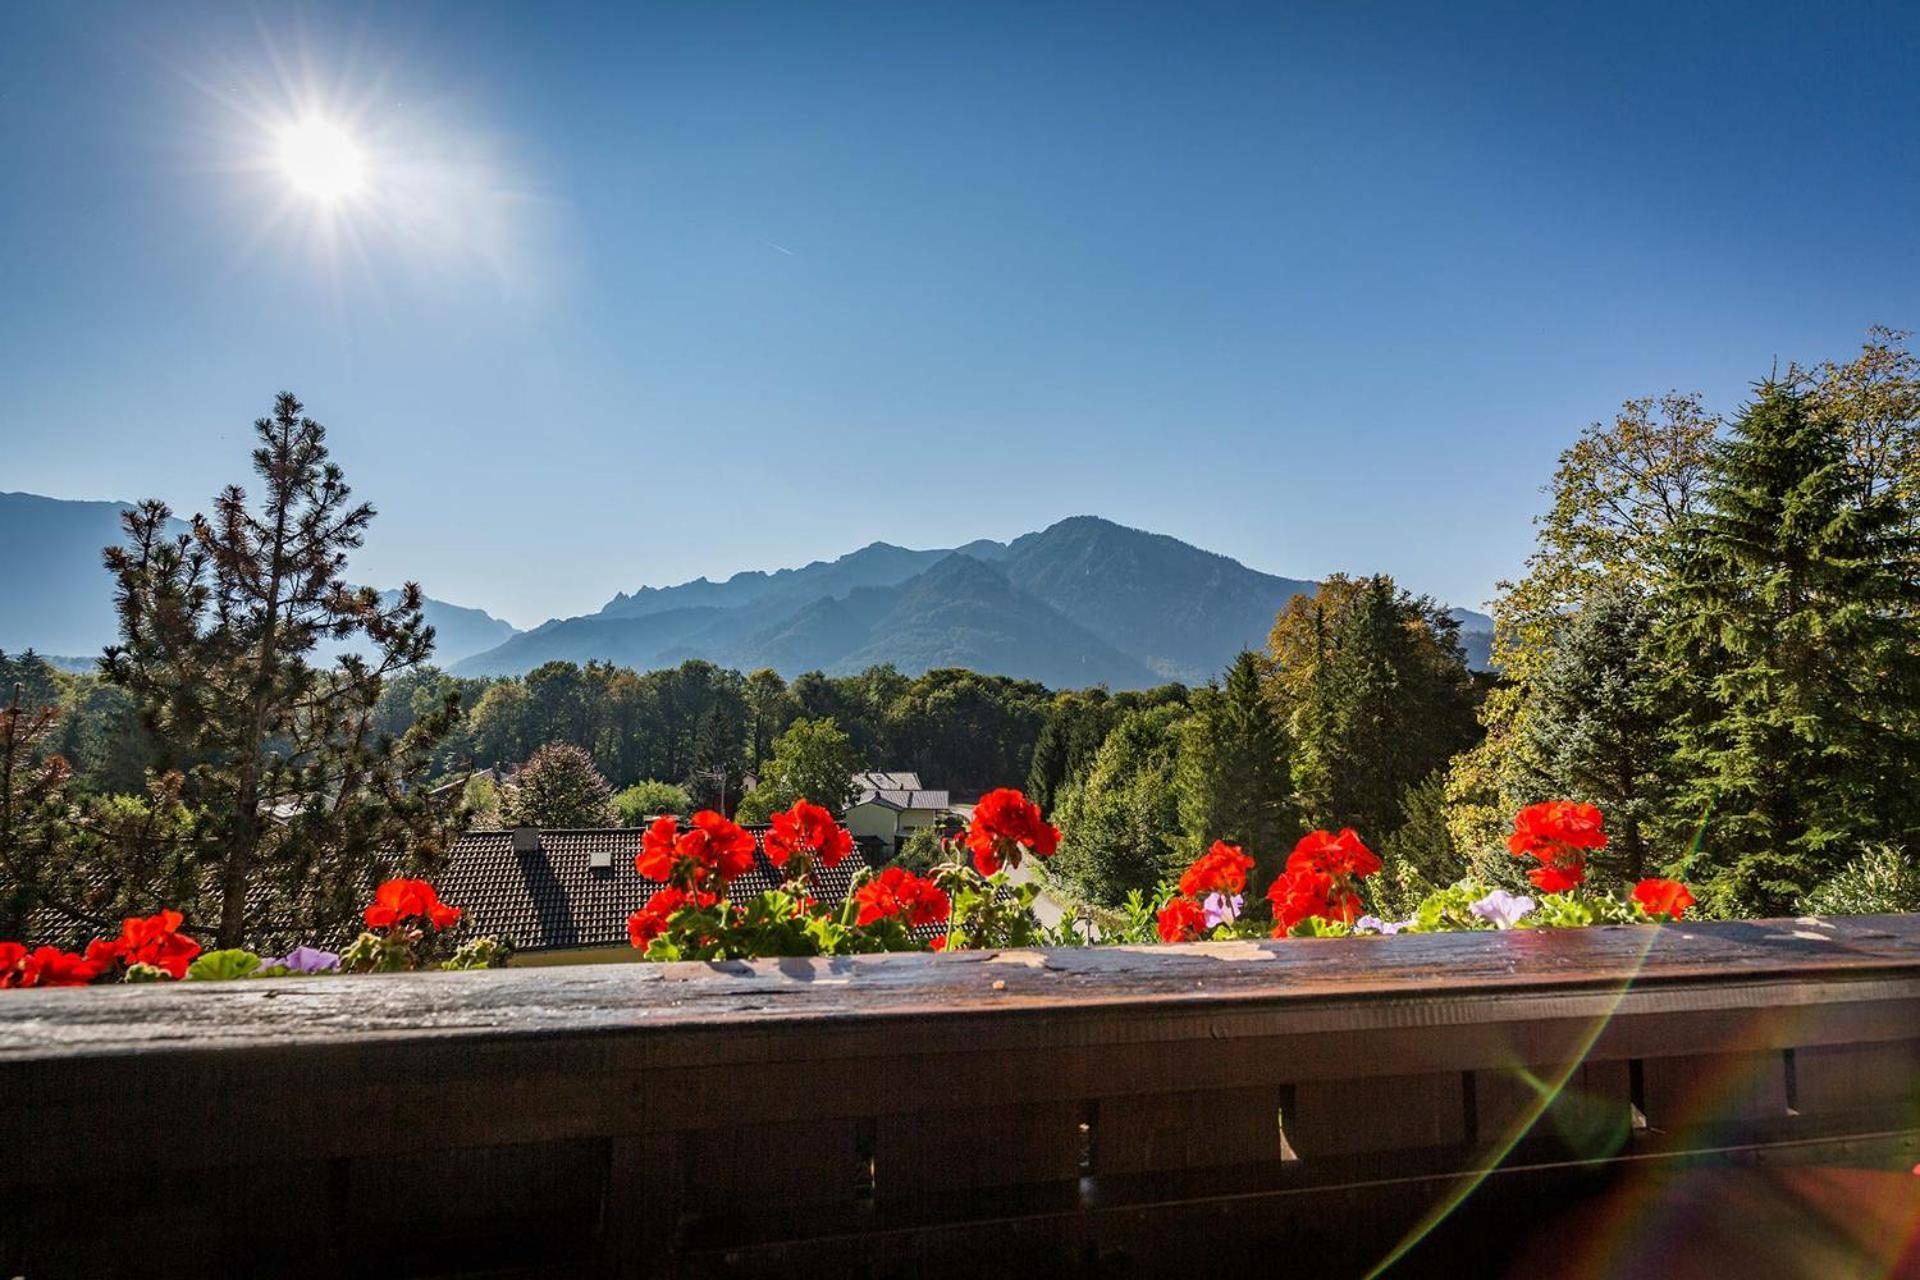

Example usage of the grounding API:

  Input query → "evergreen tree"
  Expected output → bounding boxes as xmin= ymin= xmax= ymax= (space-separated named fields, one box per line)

xmin=1050 ymin=704 xmax=1187 ymax=906
xmin=1174 ymin=651 xmax=1297 ymax=882
xmin=1273 ymin=575 xmax=1480 ymax=843
xmin=1665 ymin=379 xmax=1920 ymax=914
xmin=1518 ymin=582 xmax=1673 ymax=881
xmin=501 ymin=742 xmax=618 ymax=828
xmin=102 ymin=392 xmax=462 ymax=947
xmin=1377 ymin=769 xmax=1461 ymax=917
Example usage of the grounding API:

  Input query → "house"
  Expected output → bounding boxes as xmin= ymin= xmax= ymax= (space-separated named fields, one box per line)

xmin=841 ymin=771 xmax=952 ymax=856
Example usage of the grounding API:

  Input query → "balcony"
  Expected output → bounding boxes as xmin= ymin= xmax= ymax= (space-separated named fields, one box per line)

xmin=4 ymin=914 xmax=1918 ymax=1277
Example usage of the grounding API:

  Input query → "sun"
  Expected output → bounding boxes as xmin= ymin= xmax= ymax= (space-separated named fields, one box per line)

xmin=276 ymin=118 xmax=366 ymax=203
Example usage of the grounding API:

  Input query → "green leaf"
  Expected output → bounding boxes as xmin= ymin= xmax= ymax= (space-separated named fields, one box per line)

xmin=186 ymin=949 xmax=263 ymax=981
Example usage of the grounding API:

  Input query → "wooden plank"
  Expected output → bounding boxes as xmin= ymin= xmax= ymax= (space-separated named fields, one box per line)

xmin=1094 ymin=1085 xmax=1281 ymax=1174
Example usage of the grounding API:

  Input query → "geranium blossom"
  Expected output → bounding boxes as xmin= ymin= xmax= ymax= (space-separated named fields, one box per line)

xmin=1470 ymin=888 xmax=1536 ymax=930
xmin=1632 ymin=878 xmax=1696 ymax=920
xmin=636 ymin=811 xmax=758 ymax=893
xmin=964 ymin=788 xmax=1060 ymax=876
xmin=763 ymin=799 xmax=854 ymax=871
xmin=852 ymin=867 xmax=950 ymax=928
xmin=1179 ymin=841 xmax=1255 ymax=898
xmin=1156 ymin=897 xmax=1209 ymax=943
xmin=106 ymin=909 xmax=204 ymax=978
xmin=1267 ymin=829 xmax=1377 ymax=933
xmin=364 ymin=880 xmax=463 ymax=931
xmin=1508 ymin=801 xmax=1606 ymax=892
xmin=627 ymin=887 xmax=700 ymax=949
xmin=0 ymin=941 xmax=112 ymax=988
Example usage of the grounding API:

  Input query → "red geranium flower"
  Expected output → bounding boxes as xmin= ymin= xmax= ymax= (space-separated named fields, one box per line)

xmin=112 ymin=909 xmax=204 ymax=978
xmin=1178 ymin=841 xmax=1255 ymax=898
xmin=636 ymin=811 xmax=758 ymax=893
xmin=1632 ymin=878 xmax=1696 ymax=921
xmin=852 ymin=867 xmax=951 ymax=928
xmin=764 ymin=799 xmax=855 ymax=871
xmin=1508 ymin=801 xmax=1606 ymax=893
xmin=0 ymin=941 xmax=112 ymax=988
xmin=1156 ymin=897 xmax=1209 ymax=943
xmin=1286 ymin=828 xmax=1382 ymax=881
xmin=965 ymin=788 xmax=1060 ymax=876
xmin=627 ymin=887 xmax=698 ymax=949
xmin=363 ymin=880 xmax=463 ymax=932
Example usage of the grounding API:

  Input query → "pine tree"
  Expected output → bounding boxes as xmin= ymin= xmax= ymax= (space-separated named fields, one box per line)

xmin=1519 ymin=582 xmax=1674 ymax=881
xmin=1665 ymin=379 xmax=1920 ymax=914
xmin=103 ymin=392 xmax=462 ymax=947
xmin=1175 ymin=651 xmax=1297 ymax=881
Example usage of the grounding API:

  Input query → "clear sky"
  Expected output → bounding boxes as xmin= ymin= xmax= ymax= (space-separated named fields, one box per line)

xmin=3 ymin=1 xmax=1915 ymax=628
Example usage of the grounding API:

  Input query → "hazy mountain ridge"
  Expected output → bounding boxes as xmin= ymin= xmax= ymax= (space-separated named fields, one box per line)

xmin=1 ymin=492 xmax=521 ymax=666
xmin=459 ymin=516 xmax=1493 ymax=686
xmin=5 ymin=493 xmax=1490 ymax=687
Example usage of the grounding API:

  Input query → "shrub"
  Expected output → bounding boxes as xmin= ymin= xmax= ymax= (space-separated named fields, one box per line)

xmin=614 ymin=780 xmax=693 ymax=827
xmin=1799 ymin=845 xmax=1920 ymax=916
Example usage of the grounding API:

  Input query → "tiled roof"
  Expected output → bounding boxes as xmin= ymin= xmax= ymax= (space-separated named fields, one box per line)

xmin=436 ymin=827 xmax=878 ymax=953
xmin=854 ymin=771 xmax=922 ymax=792
xmin=853 ymin=789 xmax=951 ymax=812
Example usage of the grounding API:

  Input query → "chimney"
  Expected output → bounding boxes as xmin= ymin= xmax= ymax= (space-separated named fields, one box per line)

xmin=511 ymin=827 xmax=542 ymax=855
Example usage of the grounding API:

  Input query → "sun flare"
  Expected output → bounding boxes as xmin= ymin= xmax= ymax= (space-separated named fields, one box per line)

xmin=276 ymin=117 xmax=366 ymax=203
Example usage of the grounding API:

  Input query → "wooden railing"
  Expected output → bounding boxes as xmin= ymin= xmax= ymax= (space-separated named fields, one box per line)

xmin=4 ymin=915 xmax=1919 ymax=1277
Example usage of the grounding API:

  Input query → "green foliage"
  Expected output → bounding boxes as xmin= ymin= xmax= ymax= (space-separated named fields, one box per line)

xmin=462 ymin=774 xmax=501 ymax=828
xmin=185 ymin=949 xmax=262 ymax=981
xmin=893 ymin=823 xmax=953 ymax=873
xmin=1174 ymin=651 xmax=1297 ymax=882
xmin=613 ymin=780 xmax=693 ymax=826
xmin=1376 ymin=770 xmax=1462 ymax=918
xmin=1271 ymin=575 xmax=1480 ymax=843
xmin=440 ymin=936 xmax=511 ymax=969
xmin=734 ymin=717 xmax=861 ymax=824
xmin=1798 ymin=845 xmax=1920 ymax=916
xmin=1517 ymin=582 xmax=1675 ymax=882
xmin=1664 ymin=378 xmax=1920 ymax=915
xmin=500 ymin=742 xmax=618 ymax=828
xmin=1050 ymin=704 xmax=1187 ymax=906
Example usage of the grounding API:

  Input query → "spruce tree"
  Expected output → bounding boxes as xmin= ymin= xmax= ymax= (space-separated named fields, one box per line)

xmin=1665 ymin=379 xmax=1920 ymax=914
xmin=103 ymin=392 xmax=462 ymax=947
xmin=1175 ymin=651 xmax=1298 ymax=881
xmin=1520 ymin=582 xmax=1673 ymax=881
xmin=1278 ymin=576 xmax=1480 ymax=842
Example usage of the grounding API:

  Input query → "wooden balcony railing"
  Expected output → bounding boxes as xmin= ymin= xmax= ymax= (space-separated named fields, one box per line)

xmin=4 ymin=914 xmax=1919 ymax=1278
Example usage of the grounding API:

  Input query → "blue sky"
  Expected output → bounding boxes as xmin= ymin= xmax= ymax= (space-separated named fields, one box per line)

xmin=3 ymin=1 xmax=1915 ymax=627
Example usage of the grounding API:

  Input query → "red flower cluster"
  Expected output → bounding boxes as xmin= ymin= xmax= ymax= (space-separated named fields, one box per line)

xmin=965 ymin=788 xmax=1060 ymax=875
xmin=0 ymin=941 xmax=113 ymax=988
xmin=364 ymin=879 xmax=463 ymax=931
xmin=1155 ymin=897 xmax=1208 ymax=943
xmin=851 ymin=867 xmax=950 ymax=928
xmin=1268 ymin=828 xmax=1379 ymax=932
xmin=1179 ymin=841 xmax=1254 ymax=898
xmin=764 ymin=799 xmax=854 ymax=872
xmin=627 ymin=886 xmax=707 ymax=950
xmin=1632 ymin=878 xmax=1696 ymax=920
xmin=637 ymin=811 xmax=758 ymax=894
xmin=1508 ymin=801 xmax=1607 ymax=892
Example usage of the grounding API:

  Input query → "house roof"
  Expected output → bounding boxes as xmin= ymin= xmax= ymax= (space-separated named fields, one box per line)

xmin=851 ymin=789 xmax=951 ymax=812
xmin=850 ymin=771 xmax=949 ymax=812
xmin=854 ymin=771 xmax=922 ymax=792
xmin=436 ymin=826 xmax=879 ymax=953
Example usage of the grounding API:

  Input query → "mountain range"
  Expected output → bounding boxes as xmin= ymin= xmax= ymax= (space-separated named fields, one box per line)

xmin=0 ymin=491 xmax=519 ymax=666
xmin=2 ymin=494 xmax=1492 ymax=688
